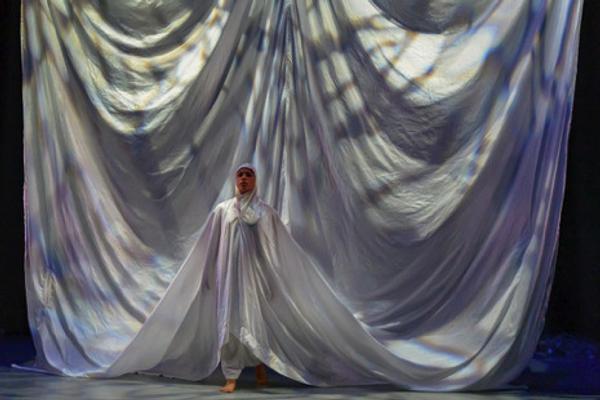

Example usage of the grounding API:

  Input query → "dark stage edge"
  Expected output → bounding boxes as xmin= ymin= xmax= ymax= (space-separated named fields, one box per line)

xmin=1 ymin=335 xmax=598 ymax=399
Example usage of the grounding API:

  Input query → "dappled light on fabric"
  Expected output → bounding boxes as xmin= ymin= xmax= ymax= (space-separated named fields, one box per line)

xmin=22 ymin=0 xmax=582 ymax=391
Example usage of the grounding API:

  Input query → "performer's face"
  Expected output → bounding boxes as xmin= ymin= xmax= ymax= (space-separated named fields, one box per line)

xmin=236 ymin=168 xmax=256 ymax=194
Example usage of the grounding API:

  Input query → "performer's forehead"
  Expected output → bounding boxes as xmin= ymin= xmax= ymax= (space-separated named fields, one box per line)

xmin=236 ymin=167 xmax=255 ymax=175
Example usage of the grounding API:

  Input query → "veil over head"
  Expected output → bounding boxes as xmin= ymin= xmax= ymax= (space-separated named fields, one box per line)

xmin=234 ymin=162 xmax=256 ymax=176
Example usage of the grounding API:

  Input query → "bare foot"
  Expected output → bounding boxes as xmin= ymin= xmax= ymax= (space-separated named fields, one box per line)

xmin=256 ymin=364 xmax=268 ymax=386
xmin=219 ymin=379 xmax=237 ymax=393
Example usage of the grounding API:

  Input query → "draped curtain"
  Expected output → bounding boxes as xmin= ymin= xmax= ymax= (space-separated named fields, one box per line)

xmin=22 ymin=0 xmax=582 ymax=390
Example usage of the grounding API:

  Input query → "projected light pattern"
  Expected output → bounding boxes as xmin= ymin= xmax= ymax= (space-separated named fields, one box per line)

xmin=22 ymin=0 xmax=582 ymax=390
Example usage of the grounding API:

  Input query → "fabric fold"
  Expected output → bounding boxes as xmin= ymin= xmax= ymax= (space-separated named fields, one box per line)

xmin=22 ymin=0 xmax=582 ymax=390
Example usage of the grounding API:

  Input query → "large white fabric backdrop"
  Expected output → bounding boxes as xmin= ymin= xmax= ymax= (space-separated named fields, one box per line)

xmin=22 ymin=0 xmax=582 ymax=390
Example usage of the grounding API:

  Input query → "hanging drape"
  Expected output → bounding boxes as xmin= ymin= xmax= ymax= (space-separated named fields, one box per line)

xmin=22 ymin=0 xmax=582 ymax=391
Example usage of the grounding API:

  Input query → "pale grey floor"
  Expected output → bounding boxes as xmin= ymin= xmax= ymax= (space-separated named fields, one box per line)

xmin=0 ymin=367 xmax=594 ymax=400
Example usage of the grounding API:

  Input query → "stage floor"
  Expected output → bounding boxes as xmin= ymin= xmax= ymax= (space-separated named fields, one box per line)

xmin=1 ymin=335 xmax=598 ymax=399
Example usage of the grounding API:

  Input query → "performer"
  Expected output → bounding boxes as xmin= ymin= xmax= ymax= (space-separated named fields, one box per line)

xmin=218 ymin=163 xmax=269 ymax=393
xmin=190 ymin=161 xmax=391 ymax=390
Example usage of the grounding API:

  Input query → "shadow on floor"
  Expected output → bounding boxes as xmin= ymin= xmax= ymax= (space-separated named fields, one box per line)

xmin=1 ymin=334 xmax=598 ymax=399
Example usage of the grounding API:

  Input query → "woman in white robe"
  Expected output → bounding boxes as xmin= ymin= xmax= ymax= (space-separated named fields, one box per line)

xmin=43 ymin=162 xmax=494 ymax=391
xmin=217 ymin=163 xmax=268 ymax=392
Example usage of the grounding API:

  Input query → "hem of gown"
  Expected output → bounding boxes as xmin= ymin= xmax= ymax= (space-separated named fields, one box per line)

xmin=235 ymin=327 xmax=389 ymax=388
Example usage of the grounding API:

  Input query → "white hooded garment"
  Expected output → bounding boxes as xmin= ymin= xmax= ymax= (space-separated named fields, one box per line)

xmin=99 ymin=164 xmax=439 ymax=388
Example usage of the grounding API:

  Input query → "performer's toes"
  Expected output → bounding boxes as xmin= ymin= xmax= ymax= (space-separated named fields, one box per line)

xmin=219 ymin=379 xmax=237 ymax=393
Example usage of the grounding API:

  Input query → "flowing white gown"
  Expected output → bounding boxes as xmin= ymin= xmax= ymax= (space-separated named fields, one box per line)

xmin=86 ymin=190 xmax=435 ymax=388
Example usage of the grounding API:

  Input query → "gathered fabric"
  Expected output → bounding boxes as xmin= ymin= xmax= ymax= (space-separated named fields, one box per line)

xmin=21 ymin=0 xmax=582 ymax=391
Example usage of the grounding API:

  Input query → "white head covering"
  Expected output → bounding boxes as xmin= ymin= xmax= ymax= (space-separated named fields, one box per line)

xmin=234 ymin=163 xmax=256 ymax=185
xmin=233 ymin=163 xmax=260 ymax=225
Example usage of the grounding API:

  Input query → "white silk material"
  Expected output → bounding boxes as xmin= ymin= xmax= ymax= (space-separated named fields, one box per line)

xmin=21 ymin=0 xmax=582 ymax=391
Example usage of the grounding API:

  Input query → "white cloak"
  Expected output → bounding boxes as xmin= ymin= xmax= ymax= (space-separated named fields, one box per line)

xmin=87 ymin=194 xmax=437 ymax=388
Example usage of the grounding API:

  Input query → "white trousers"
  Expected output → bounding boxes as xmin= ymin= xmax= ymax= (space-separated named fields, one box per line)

xmin=220 ymin=334 xmax=261 ymax=379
